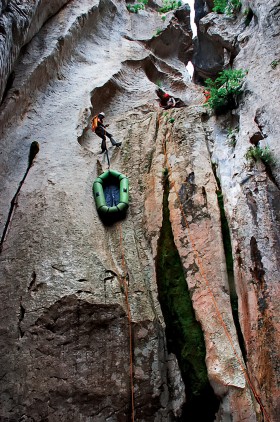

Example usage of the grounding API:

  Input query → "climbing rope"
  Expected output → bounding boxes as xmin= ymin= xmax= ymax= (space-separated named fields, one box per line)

xmin=105 ymin=149 xmax=110 ymax=168
xmin=156 ymin=110 xmax=271 ymax=422
xmin=117 ymin=222 xmax=135 ymax=422
xmin=103 ymin=128 xmax=111 ymax=168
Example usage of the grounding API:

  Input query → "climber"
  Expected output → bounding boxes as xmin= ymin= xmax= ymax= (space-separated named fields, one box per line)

xmin=92 ymin=112 xmax=122 ymax=153
xmin=155 ymin=88 xmax=177 ymax=110
xmin=203 ymin=89 xmax=211 ymax=103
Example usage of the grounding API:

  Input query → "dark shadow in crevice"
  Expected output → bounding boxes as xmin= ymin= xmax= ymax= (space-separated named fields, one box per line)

xmin=265 ymin=164 xmax=280 ymax=192
xmin=0 ymin=141 xmax=39 ymax=253
xmin=244 ymin=8 xmax=254 ymax=27
xmin=0 ymin=71 xmax=15 ymax=106
xmin=156 ymin=173 xmax=219 ymax=421
xmin=212 ymin=164 xmax=247 ymax=362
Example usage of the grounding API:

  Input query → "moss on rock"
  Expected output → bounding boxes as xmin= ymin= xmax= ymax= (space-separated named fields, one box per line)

xmin=156 ymin=175 xmax=219 ymax=420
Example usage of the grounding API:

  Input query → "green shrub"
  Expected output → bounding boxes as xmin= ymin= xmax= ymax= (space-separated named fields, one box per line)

xmin=126 ymin=0 xmax=148 ymax=13
xmin=213 ymin=0 xmax=241 ymax=15
xmin=161 ymin=14 xmax=167 ymax=21
xmin=245 ymin=145 xmax=275 ymax=166
xmin=204 ymin=68 xmax=246 ymax=113
xmin=126 ymin=3 xmax=144 ymax=12
xmin=213 ymin=0 xmax=227 ymax=13
xmin=158 ymin=0 xmax=182 ymax=13
xmin=271 ymin=59 xmax=280 ymax=69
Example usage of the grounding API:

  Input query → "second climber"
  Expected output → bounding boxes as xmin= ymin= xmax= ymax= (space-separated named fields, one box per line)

xmin=155 ymin=88 xmax=176 ymax=109
xmin=92 ymin=112 xmax=122 ymax=153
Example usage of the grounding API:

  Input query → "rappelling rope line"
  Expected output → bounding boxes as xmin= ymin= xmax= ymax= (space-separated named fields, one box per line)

xmin=103 ymin=128 xmax=111 ymax=169
xmin=117 ymin=222 xmax=135 ymax=422
xmin=156 ymin=110 xmax=270 ymax=422
xmin=105 ymin=149 xmax=110 ymax=168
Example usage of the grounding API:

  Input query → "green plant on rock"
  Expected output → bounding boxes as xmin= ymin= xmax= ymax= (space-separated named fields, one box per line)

xmin=158 ymin=0 xmax=182 ymax=13
xmin=245 ymin=145 xmax=275 ymax=166
xmin=213 ymin=0 xmax=227 ymax=13
xmin=213 ymin=0 xmax=241 ymax=15
xmin=152 ymin=28 xmax=164 ymax=38
xmin=126 ymin=3 xmax=143 ymax=13
xmin=126 ymin=0 xmax=148 ymax=13
xmin=204 ymin=68 xmax=246 ymax=113
xmin=270 ymin=59 xmax=280 ymax=69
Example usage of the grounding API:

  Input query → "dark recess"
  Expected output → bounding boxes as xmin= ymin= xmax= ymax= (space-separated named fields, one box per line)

xmin=212 ymin=164 xmax=247 ymax=361
xmin=156 ymin=173 xmax=219 ymax=421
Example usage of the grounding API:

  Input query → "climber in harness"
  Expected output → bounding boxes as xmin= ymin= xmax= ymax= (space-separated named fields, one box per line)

xmin=92 ymin=112 xmax=122 ymax=153
xmin=203 ymin=89 xmax=211 ymax=103
xmin=155 ymin=88 xmax=179 ymax=109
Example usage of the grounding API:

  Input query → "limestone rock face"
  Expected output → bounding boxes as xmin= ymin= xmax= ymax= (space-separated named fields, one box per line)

xmin=204 ymin=1 xmax=280 ymax=420
xmin=0 ymin=0 xmax=279 ymax=421
xmin=0 ymin=0 xmax=70 ymax=104
xmin=193 ymin=0 xmax=226 ymax=81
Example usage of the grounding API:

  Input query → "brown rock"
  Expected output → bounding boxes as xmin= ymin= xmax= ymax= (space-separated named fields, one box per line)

xmin=0 ymin=0 xmax=279 ymax=421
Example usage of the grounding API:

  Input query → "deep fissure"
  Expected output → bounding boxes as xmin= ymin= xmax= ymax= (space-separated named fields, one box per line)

xmin=0 ymin=141 xmax=39 ymax=253
xmin=212 ymin=164 xmax=247 ymax=361
xmin=155 ymin=173 xmax=219 ymax=421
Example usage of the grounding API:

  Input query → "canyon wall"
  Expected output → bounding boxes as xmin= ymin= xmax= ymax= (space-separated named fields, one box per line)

xmin=0 ymin=0 xmax=279 ymax=421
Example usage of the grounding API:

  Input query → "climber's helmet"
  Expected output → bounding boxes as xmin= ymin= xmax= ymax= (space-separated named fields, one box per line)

xmin=99 ymin=112 xmax=105 ymax=117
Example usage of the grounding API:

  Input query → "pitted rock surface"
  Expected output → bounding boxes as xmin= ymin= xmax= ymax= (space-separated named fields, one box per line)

xmin=0 ymin=0 xmax=279 ymax=421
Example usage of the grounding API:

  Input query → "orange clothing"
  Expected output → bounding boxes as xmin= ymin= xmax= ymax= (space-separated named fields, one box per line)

xmin=204 ymin=90 xmax=211 ymax=103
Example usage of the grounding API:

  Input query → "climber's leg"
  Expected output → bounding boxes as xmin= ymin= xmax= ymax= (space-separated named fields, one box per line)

xmin=107 ymin=133 xmax=122 ymax=147
xmin=95 ymin=127 xmax=107 ymax=153
xmin=101 ymin=137 xmax=107 ymax=153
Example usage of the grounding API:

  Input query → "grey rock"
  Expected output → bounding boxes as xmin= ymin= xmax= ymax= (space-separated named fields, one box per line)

xmin=0 ymin=0 xmax=279 ymax=421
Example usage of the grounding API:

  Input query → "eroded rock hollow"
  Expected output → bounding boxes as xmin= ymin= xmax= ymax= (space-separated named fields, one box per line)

xmin=0 ymin=0 xmax=279 ymax=421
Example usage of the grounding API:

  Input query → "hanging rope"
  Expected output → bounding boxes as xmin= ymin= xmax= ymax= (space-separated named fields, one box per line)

xmin=103 ymin=128 xmax=111 ymax=169
xmin=117 ymin=222 xmax=135 ymax=422
xmin=105 ymin=149 xmax=110 ymax=168
xmin=156 ymin=110 xmax=271 ymax=422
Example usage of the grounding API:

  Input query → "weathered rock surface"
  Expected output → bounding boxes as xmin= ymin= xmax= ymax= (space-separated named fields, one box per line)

xmin=0 ymin=0 xmax=70 ymax=105
xmin=204 ymin=1 xmax=280 ymax=420
xmin=0 ymin=0 xmax=279 ymax=421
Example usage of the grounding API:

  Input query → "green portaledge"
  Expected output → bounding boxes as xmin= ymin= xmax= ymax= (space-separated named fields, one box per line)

xmin=93 ymin=169 xmax=129 ymax=214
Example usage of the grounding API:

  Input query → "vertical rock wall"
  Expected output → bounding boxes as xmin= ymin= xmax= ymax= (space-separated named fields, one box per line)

xmin=0 ymin=1 xmax=191 ymax=420
xmin=196 ymin=0 xmax=280 ymax=420
xmin=0 ymin=0 xmax=279 ymax=421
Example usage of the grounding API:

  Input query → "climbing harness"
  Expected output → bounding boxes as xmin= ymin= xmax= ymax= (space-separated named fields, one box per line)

xmin=92 ymin=114 xmax=110 ymax=166
xmin=156 ymin=110 xmax=271 ymax=422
